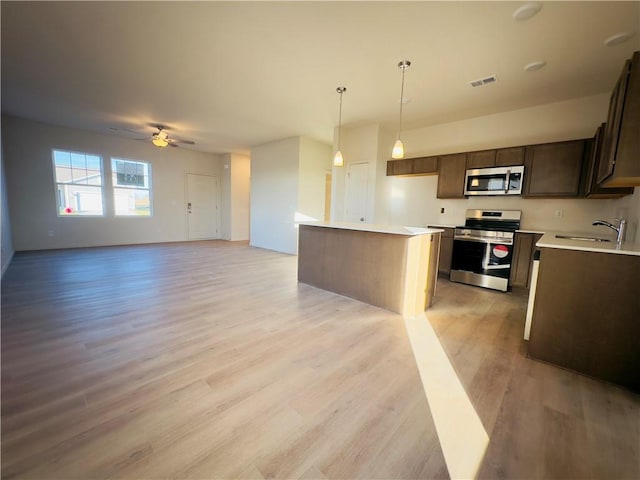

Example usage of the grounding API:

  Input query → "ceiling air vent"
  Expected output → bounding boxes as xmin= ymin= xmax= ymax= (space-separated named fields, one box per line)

xmin=469 ymin=75 xmax=497 ymax=87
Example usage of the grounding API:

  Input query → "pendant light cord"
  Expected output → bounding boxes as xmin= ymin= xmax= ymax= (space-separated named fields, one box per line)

xmin=397 ymin=61 xmax=411 ymax=141
xmin=337 ymin=89 xmax=343 ymax=150
xmin=398 ymin=66 xmax=405 ymax=141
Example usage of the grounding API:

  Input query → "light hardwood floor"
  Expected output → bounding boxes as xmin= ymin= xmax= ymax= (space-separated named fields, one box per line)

xmin=1 ymin=241 xmax=638 ymax=479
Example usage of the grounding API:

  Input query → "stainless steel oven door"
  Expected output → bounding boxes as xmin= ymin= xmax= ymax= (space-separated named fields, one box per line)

xmin=450 ymin=236 xmax=513 ymax=291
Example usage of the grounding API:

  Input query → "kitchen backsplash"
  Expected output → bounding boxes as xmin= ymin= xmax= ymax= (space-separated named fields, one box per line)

xmin=388 ymin=175 xmax=639 ymax=242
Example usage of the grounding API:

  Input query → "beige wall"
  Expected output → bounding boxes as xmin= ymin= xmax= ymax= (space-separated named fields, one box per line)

xmin=229 ymin=153 xmax=250 ymax=241
xmin=2 ymin=116 xmax=224 ymax=250
xmin=334 ymin=94 xmax=640 ymax=242
xmin=250 ymin=137 xmax=300 ymax=254
xmin=298 ymin=137 xmax=332 ymax=222
xmin=251 ymin=136 xmax=331 ymax=255
xmin=220 ymin=152 xmax=250 ymax=241
xmin=331 ymin=124 xmax=381 ymax=223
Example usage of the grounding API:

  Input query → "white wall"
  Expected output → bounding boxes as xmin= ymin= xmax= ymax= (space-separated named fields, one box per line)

xmin=2 ymin=115 xmax=224 ymax=250
xmin=335 ymin=94 xmax=640 ymax=242
xmin=298 ymin=137 xmax=331 ymax=222
xmin=1 ymin=133 xmax=14 ymax=274
xmin=250 ymin=137 xmax=300 ymax=254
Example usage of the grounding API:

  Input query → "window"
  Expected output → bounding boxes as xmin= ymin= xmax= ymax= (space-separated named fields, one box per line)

xmin=53 ymin=150 xmax=104 ymax=216
xmin=111 ymin=158 xmax=152 ymax=216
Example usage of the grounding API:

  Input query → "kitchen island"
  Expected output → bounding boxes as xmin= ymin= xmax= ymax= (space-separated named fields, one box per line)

xmin=297 ymin=222 xmax=443 ymax=316
xmin=528 ymin=233 xmax=640 ymax=391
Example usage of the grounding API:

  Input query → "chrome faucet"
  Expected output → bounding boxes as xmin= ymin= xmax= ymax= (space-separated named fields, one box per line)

xmin=592 ymin=218 xmax=626 ymax=244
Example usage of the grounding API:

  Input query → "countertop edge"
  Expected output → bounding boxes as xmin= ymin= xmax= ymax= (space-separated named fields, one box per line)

xmin=536 ymin=232 xmax=640 ymax=256
xmin=298 ymin=222 xmax=444 ymax=236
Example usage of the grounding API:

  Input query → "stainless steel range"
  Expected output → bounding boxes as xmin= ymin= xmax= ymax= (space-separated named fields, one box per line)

xmin=449 ymin=209 xmax=522 ymax=292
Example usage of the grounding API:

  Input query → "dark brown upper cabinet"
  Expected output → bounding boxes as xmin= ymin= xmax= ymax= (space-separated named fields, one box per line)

xmin=467 ymin=150 xmax=496 ymax=168
xmin=467 ymin=147 xmax=525 ymax=169
xmin=585 ymin=124 xmax=634 ymax=198
xmin=386 ymin=156 xmax=438 ymax=177
xmin=413 ymin=156 xmax=438 ymax=175
xmin=523 ymin=139 xmax=587 ymax=198
xmin=437 ymin=153 xmax=467 ymax=198
xmin=386 ymin=158 xmax=414 ymax=176
xmin=598 ymin=51 xmax=640 ymax=187
xmin=495 ymin=147 xmax=525 ymax=167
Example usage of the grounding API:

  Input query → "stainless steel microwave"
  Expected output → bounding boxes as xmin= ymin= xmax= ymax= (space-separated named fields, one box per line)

xmin=464 ymin=165 xmax=525 ymax=196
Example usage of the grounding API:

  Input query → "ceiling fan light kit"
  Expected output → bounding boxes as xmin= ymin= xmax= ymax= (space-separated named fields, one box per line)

xmin=149 ymin=125 xmax=195 ymax=148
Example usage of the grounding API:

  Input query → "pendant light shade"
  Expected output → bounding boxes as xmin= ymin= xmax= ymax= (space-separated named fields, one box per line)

xmin=333 ymin=150 xmax=344 ymax=167
xmin=334 ymin=86 xmax=346 ymax=167
xmin=392 ymin=60 xmax=411 ymax=159
xmin=392 ymin=139 xmax=404 ymax=159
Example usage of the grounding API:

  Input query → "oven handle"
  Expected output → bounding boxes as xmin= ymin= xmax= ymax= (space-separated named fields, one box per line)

xmin=454 ymin=236 xmax=514 ymax=246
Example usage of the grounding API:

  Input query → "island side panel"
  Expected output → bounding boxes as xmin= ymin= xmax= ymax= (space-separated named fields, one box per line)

xmin=298 ymin=225 xmax=411 ymax=314
xmin=402 ymin=232 xmax=440 ymax=314
xmin=528 ymin=247 xmax=640 ymax=391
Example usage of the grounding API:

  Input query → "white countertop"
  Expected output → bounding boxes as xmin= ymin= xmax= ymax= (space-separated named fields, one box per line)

xmin=516 ymin=229 xmax=546 ymax=235
xmin=426 ymin=223 xmax=458 ymax=229
xmin=537 ymin=232 xmax=640 ymax=256
xmin=299 ymin=221 xmax=443 ymax=236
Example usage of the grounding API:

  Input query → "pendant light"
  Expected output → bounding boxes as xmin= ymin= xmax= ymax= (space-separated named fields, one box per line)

xmin=334 ymin=86 xmax=346 ymax=167
xmin=392 ymin=60 xmax=411 ymax=159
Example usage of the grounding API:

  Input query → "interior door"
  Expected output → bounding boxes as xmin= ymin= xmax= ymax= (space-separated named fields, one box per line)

xmin=345 ymin=162 xmax=369 ymax=223
xmin=186 ymin=173 xmax=219 ymax=240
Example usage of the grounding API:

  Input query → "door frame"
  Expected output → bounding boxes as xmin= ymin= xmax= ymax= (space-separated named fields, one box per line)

xmin=345 ymin=162 xmax=370 ymax=223
xmin=184 ymin=172 xmax=221 ymax=240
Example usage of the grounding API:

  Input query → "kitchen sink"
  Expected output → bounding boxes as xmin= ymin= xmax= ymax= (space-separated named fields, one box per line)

xmin=555 ymin=234 xmax=611 ymax=242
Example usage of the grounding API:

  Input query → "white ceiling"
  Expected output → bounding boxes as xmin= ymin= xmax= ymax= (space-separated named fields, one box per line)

xmin=2 ymin=1 xmax=639 ymax=155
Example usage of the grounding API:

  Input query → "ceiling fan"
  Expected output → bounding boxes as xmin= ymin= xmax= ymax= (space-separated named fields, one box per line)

xmin=150 ymin=125 xmax=195 ymax=148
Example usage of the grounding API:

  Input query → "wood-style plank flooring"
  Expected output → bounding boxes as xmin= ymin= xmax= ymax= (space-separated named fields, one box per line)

xmin=1 ymin=241 xmax=638 ymax=479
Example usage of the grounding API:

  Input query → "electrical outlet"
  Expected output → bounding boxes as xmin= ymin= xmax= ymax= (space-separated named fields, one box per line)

xmin=48 ymin=230 xmax=54 ymax=237
xmin=554 ymin=209 xmax=564 ymax=218
xmin=441 ymin=207 xmax=445 ymax=214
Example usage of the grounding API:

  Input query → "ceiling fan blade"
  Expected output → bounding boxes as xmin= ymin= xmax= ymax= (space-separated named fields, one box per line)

xmin=172 ymin=139 xmax=195 ymax=145
xmin=168 ymin=142 xmax=179 ymax=148
xmin=109 ymin=126 xmax=146 ymax=137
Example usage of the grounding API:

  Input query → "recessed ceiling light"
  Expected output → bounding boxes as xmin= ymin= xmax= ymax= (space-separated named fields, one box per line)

xmin=524 ymin=61 xmax=547 ymax=72
xmin=604 ymin=31 xmax=635 ymax=47
xmin=513 ymin=2 xmax=542 ymax=21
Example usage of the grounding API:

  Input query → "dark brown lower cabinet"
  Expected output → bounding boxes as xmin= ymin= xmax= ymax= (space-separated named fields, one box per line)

xmin=528 ymin=248 xmax=640 ymax=392
xmin=432 ymin=227 xmax=454 ymax=275
xmin=510 ymin=233 xmax=543 ymax=289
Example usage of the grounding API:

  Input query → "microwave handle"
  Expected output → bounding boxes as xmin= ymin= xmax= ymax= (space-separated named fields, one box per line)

xmin=504 ymin=169 xmax=511 ymax=193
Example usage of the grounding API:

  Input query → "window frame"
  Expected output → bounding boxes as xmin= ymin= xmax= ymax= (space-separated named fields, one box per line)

xmin=110 ymin=157 xmax=154 ymax=218
xmin=52 ymin=149 xmax=105 ymax=218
